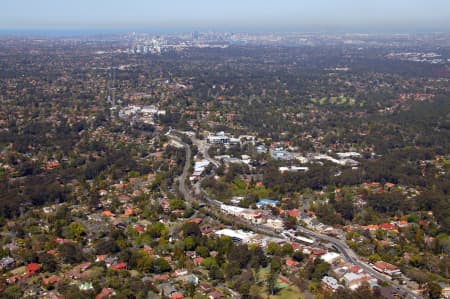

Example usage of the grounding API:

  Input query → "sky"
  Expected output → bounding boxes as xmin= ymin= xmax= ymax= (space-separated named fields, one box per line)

xmin=1 ymin=0 xmax=449 ymax=33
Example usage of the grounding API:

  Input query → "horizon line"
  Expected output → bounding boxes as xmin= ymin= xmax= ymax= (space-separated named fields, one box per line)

xmin=0 ymin=27 xmax=449 ymax=37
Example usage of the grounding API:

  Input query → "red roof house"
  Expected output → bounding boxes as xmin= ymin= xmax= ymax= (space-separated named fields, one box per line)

xmin=111 ymin=262 xmax=127 ymax=270
xmin=43 ymin=275 xmax=61 ymax=285
xmin=379 ymin=223 xmax=396 ymax=231
xmin=285 ymin=258 xmax=300 ymax=267
xmin=287 ymin=209 xmax=300 ymax=218
xmin=171 ymin=292 xmax=184 ymax=299
xmin=26 ymin=263 xmax=41 ymax=273
xmin=96 ymin=288 xmax=115 ymax=299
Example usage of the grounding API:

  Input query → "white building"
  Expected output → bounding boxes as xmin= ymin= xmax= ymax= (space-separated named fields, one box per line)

xmin=215 ymin=229 xmax=256 ymax=244
xmin=343 ymin=273 xmax=374 ymax=290
xmin=220 ymin=204 xmax=265 ymax=224
xmin=336 ymin=152 xmax=361 ymax=159
xmin=320 ymin=252 xmax=342 ymax=264
xmin=220 ymin=204 xmax=245 ymax=216
xmin=322 ymin=276 xmax=343 ymax=292
xmin=193 ymin=160 xmax=210 ymax=175
xmin=207 ymin=132 xmax=230 ymax=144
xmin=279 ymin=166 xmax=309 ymax=173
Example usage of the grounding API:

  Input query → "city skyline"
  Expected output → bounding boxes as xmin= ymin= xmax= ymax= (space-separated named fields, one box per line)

xmin=1 ymin=0 xmax=450 ymax=34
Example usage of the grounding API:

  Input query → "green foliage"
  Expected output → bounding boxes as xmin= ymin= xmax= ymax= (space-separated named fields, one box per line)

xmin=428 ymin=282 xmax=442 ymax=299
xmin=64 ymin=222 xmax=85 ymax=240
xmin=38 ymin=252 xmax=59 ymax=272
xmin=152 ymin=257 xmax=171 ymax=273
xmin=267 ymin=242 xmax=282 ymax=256
xmin=95 ymin=239 xmax=120 ymax=255
xmin=281 ymin=243 xmax=294 ymax=257
xmin=201 ymin=257 xmax=218 ymax=269
xmin=270 ymin=256 xmax=282 ymax=273
xmin=147 ymin=222 xmax=168 ymax=239
xmin=182 ymin=222 xmax=202 ymax=237
xmin=59 ymin=243 xmax=83 ymax=264
xmin=3 ymin=285 xmax=23 ymax=299
xmin=292 ymin=251 xmax=304 ymax=262
xmin=195 ymin=245 xmax=210 ymax=258
xmin=304 ymin=258 xmax=330 ymax=282
xmin=169 ymin=199 xmax=186 ymax=211
xmin=184 ymin=237 xmax=196 ymax=251
xmin=368 ymin=254 xmax=381 ymax=263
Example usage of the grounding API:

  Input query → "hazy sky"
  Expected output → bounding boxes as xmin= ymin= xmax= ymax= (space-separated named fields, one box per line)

xmin=1 ymin=0 xmax=449 ymax=32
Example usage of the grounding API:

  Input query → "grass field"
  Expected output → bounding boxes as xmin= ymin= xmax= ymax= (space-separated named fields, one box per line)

xmin=260 ymin=285 xmax=305 ymax=299
xmin=256 ymin=268 xmax=305 ymax=299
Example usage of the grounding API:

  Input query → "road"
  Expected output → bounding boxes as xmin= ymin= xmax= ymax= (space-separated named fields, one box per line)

xmin=293 ymin=226 xmax=422 ymax=299
xmin=168 ymin=132 xmax=423 ymax=299
xmin=169 ymin=133 xmax=193 ymax=202
xmin=190 ymin=134 xmax=220 ymax=167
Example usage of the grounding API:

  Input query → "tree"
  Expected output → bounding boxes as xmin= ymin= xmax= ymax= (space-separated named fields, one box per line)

xmin=186 ymin=283 xmax=196 ymax=297
xmin=224 ymin=261 xmax=241 ymax=279
xmin=169 ymin=199 xmax=186 ymax=211
xmin=283 ymin=215 xmax=297 ymax=230
xmin=209 ymin=265 xmax=224 ymax=281
xmin=281 ymin=243 xmax=294 ymax=256
xmin=147 ymin=222 xmax=167 ymax=239
xmin=306 ymin=258 xmax=330 ymax=281
xmin=59 ymin=243 xmax=83 ymax=264
xmin=427 ymin=282 xmax=442 ymax=299
xmin=184 ymin=237 xmax=196 ymax=251
xmin=249 ymin=284 xmax=261 ymax=299
xmin=195 ymin=245 xmax=210 ymax=258
xmin=95 ymin=239 xmax=120 ymax=255
xmin=201 ymin=257 xmax=218 ymax=269
xmin=292 ymin=251 xmax=304 ymax=262
xmin=38 ymin=253 xmax=58 ymax=272
xmin=3 ymin=285 xmax=23 ymax=299
xmin=182 ymin=222 xmax=201 ymax=237
xmin=152 ymin=258 xmax=171 ymax=273
xmin=270 ymin=257 xmax=282 ymax=273
xmin=135 ymin=252 xmax=153 ymax=273
xmin=267 ymin=242 xmax=282 ymax=256
xmin=249 ymin=245 xmax=267 ymax=268
xmin=368 ymin=254 xmax=381 ymax=263
xmin=227 ymin=244 xmax=251 ymax=268
xmin=65 ymin=222 xmax=85 ymax=240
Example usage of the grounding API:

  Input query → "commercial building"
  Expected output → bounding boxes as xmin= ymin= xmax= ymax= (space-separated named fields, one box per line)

xmin=214 ymin=229 xmax=256 ymax=244
xmin=373 ymin=261 xmax=401 ymax=276
xmin=279 ymin=166 xmax=309 ymax=173
xmin=207 ymin=132 xmax=230 ymax=144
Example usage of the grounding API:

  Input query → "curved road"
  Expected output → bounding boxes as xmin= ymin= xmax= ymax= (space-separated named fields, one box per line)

xmin=169 ymin=132 xmax=423 ymax=299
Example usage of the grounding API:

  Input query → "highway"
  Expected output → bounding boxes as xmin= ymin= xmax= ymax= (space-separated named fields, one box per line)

xmin=168 ymin=132 xmax=423 ymax=299
xmin=168 ymin=133 xmax=194 ymax=202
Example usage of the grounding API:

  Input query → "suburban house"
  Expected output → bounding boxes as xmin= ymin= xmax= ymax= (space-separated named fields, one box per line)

xmin=0 ymin=256 xmax=15 ymax=270
xmin=322 ymin=276 xmax=343 ymax=292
